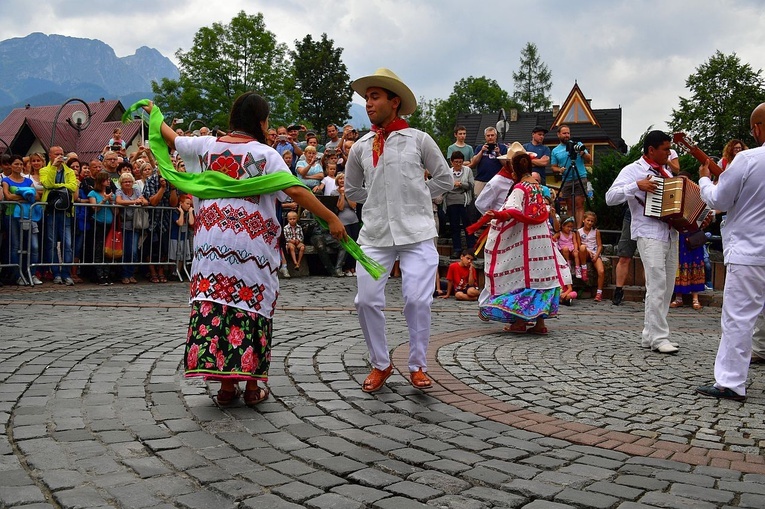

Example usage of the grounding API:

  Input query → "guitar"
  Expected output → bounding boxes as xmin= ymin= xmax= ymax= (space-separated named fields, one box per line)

xmin=672 ymin=132 xmax=724 ymax=177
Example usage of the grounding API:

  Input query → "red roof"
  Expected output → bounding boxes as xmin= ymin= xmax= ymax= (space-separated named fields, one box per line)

xmin=0 ymin=99 xmax=142 ymax=163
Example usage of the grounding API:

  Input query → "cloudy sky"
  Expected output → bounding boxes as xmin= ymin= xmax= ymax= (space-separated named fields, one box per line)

xmin=2 ymin=0 xmax=764 ymax=146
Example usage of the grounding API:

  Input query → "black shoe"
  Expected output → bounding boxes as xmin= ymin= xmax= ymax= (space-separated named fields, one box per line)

xmin=99 ymin=277 xmax=110 ymax=286
xmin=695 ymin=385 xmax=746 ymax=402
xmin=612 ymin=287 xmax=624 ymax=306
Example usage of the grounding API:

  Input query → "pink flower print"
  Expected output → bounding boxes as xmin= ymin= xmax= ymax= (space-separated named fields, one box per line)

xmin=198 ymin=324 xmax=209 ymax=337
xmin=228 ymin=326 xmax=244 ymax=348
xmin=241 ymin=347 xmax=255 ymax=373
xmin=215 ymin=350 xmax=225 ymax=371
xmin=211 ymin=316 xmax=221 ymax=327
xmin=187 ymin=344 xmax=199 ymax=370
xmin=200 ymin=301 xmax=213 ymax=317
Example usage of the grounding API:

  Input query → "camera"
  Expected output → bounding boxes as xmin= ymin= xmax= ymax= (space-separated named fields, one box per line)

xmin=486 ymin=143 xmax=496 ymax=153
xmin=61 ymin=156 xmax=69 ymax=162
xmin=565 ymin=140 xmax=584 ymax=159
xmin=278 ymin=135 xmax=288 ymax=142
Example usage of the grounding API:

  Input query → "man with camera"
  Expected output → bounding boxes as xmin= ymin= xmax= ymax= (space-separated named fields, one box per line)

xmin=470 ymin=126 xmax=508 ymax=197
xmin=273 ymin=125 xmax=303 ymax=173
xmin=40 ymin=146 xmax=78 ymax=286
xmin=551 ymin=125 xmax=592 ymax=228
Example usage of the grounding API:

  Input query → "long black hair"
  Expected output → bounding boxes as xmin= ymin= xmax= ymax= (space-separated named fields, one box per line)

xmin=229 ymin=92 xmax=269 ymax=143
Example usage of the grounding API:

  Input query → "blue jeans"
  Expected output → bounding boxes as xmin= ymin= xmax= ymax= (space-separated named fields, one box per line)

xmin=121 ymin=229 xmax=137 ymax=279
xmin=10 ymin=218 xmax=39 ymax=279
xmin=447 ymin=204 xmax=475 ymax=254
xmin=44 ymin=212 xmax=73 ymax=279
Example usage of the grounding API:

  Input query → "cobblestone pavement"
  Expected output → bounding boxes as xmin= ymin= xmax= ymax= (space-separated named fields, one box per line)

xmin=1 ymin=278 xmax=765 ymax=508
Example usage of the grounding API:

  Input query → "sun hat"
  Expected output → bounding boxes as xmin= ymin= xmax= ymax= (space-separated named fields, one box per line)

xmin=351 ymin=68 xmax=417 ymax=116
xmin=497 ymin=141 xmax=537 ymax=161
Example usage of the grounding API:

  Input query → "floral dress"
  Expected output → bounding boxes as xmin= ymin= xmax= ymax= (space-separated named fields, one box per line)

xmin=478 ymin=181 xmax=571 ymax=323
xmin=175 ymin=136 xmax=290 ymax=382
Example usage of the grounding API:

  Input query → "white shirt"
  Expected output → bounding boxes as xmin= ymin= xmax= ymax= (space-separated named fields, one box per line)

xmin=345 ymin=127 xmax=453 ymax=246
xmin=605 ymin=156 xmax=676 ymax=243
xmin=475 ymin=173 xmax=514 ymax=214
xmin=700 ymin=142 xmax=765 ymax=266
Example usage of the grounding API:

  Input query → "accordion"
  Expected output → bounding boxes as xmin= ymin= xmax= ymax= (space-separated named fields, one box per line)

xmin=643 ymin=176 xmax=710 ymax=233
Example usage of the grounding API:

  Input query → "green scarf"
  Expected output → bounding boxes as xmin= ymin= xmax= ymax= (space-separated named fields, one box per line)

xmin=123 ymin=100 xmax=384 ymax=279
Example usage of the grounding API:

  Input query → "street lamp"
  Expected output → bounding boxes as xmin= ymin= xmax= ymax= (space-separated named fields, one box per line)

xmin=188 ymin=119 xmax=205 ymax=133
xmin=50 ymin=98 xmax=92 ymax=149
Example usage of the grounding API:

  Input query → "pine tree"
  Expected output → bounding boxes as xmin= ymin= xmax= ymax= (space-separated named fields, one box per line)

xmin=512 ymin=43 xmax=553 ymax=112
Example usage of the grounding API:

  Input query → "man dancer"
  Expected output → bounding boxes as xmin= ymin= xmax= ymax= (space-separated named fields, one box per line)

xmin=605 ymin=131 xmax=679 ymax=354
xmin=345 ymin=68 xmax=453 ymax=392
xmin=695 ymin=103 xmax=765 ymax=401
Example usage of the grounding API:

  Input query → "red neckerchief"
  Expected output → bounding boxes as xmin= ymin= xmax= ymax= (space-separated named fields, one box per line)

xmin=498 ymin=167 xmax=514 ymax=179
xmin=371 ymin=118 xmax=409 ymax=167
xmin=642 ymin=155 xmax=673 ymax=178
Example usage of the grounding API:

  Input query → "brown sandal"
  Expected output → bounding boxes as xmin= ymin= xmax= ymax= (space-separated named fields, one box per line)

xmin=244 ymin=387 xmax=269 ymax=407
xmin=362 ymin=365 xmax=393 ymax=393
xmin=410 ymin=368 xmax=432 ymax=389
xmin=215 ymin=387 xmax=242 ymax=406
xmin=670 ymin=299 xmax=683 ymax=308
xmin=692 ymin=299 xmax=702 ymax=310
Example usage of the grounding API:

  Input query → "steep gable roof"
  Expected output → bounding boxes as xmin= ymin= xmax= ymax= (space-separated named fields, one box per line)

xmin=0 ymin=99 xmax=142 ymax=162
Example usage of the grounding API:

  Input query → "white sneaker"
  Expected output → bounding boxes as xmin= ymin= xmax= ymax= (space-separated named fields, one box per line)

xmin=52 ymin=276 xmax=62 ymax=284
xmin=64 ymin=278 xmax=75 ymax=286
xmin=575 ymin=266 xmax=582 ymax=278
xmin=16 ymin=277 xmax=27 ymax=286
xmin=655 ymin=343 xmax=679 ymax=354
xmin=32 ymin=276 xmax=43 ymax=285
xmin=278 ymin=266 xmax=290 ymax=278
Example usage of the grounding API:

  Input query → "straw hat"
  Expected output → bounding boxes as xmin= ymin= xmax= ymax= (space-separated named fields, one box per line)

xmin=351 ymin=68 xmax=417 ymax=116
xmin=497 ymin=142 xmax=537 ymax=161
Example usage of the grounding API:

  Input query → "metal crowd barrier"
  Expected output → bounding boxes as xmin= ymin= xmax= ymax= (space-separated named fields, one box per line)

xmin=1 ymin=200 xmax=193 ymax=285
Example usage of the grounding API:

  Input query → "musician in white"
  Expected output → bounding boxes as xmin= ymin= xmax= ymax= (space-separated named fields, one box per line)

xmin=605 ymin=131 xmax=680 ymax=354
xmin=695 ymin=103 xmax=765 ymax=402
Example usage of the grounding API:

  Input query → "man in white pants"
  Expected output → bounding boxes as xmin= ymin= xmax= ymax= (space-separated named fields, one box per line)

xmin=345 ymin=68 xmax=453 ymax=393
xmin=605 ymin=131 xmax=680 ymax=354
xmin=696 ymin=103 xmax=765 ymax=401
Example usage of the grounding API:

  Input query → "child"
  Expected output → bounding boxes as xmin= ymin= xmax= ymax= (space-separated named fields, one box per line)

xmin=439 ymin=250 xmax=480 ymax=301
xmin=554 ymin=217 xmax=581 ymax=278
xmin=283 ymin=211 xmax=305 ymax=270
xmin=578 ymin=211 xmax=605 ymax=301
xmin=560 ymin=285 xmax=578 ymax=306
xmin=108 ymin=128 xmax=127 ymax=152
xmin=170 ymin=194 xmax=195 ymax=277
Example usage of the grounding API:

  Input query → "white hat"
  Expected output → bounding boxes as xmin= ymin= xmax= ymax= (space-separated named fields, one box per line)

xmin=351 ymin=68 xmax=417 ymax=116
xmin=497 ymin=142 xmax=537 ymax=161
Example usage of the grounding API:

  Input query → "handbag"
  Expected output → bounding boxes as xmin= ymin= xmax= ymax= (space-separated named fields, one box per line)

xmin=47 ymin=188 xmax=71 ymax=211
xmin=684 ymin=230 xmax=706 ymax=250
xmin=104 ymin=223 xmax=124 ymax=260
xmin=133 ymin=207 xmax=149 ymax=230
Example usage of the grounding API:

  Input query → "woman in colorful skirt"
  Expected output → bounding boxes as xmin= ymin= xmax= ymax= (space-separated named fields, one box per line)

xmin=478 ymin=151 xmax=571 ymax=335
xmin=670 ymin=173 xmax=706 ymax=310
xmin=144 ymin=93 xmax=345 ymax=407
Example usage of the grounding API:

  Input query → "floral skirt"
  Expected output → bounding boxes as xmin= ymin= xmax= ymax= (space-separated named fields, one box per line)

xmin=184 ymin=300 xmax=272 ymax=382
xmin=674 ymin=234 xmax=706 ymax=294
xmin=479 ymin=287 xmax=560 ymax=323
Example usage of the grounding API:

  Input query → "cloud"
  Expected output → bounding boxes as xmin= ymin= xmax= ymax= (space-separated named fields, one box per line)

xmin=3 ymin=0 xmax=765 ymax=145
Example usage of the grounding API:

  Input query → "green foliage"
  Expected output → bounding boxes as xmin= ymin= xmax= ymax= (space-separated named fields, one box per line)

xmin=434 ymin=76 xmax=520 ymax=147
xmin=408 ymin=96 xmax=449 ymax=150
xmin=291 ymin=34 xmax=352 ymax=137
xmin=670 ymin=51 xmax=765 ymax=155
xmin=512 ymin=42 xmax=553 ymax=112
xmin=152 ymin=11 xmax=298 ymax=131
xmin=588 ymin=132 xmax=646 ymax=230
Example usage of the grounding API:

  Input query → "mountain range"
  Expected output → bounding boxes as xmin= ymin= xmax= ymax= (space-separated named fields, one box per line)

xmin=0 ymin=32 xmax=370 ymax=129
xmin=0 ymin=32 xmax=179 ymax=118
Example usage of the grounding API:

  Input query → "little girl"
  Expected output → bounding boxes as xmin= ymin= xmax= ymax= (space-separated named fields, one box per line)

xmin=578 ymin=210 xmax=605 ymax=301
xmin=554 ymin=217 xmax=581 ymax=278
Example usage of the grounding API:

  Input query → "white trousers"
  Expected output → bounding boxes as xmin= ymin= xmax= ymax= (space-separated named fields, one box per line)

xmin=355 ymin=240 xmax=439 ymax=372
xmin=637 ymin=237 xmax=678 ymax=349
xmin=751 ymin=312 xmax=765 ymax=358
xmin=714 ymin=264 xmax=765 ymax=396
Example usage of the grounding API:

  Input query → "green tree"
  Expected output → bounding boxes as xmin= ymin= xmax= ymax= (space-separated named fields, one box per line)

xmin=512 ymin=42 xmax=553 ymax=112
xmin=407 ymin=96 xmax=440 ymax=136
xmin=291 ymin=33 xmax=352 ymax=136
xmin=670 ymin=51 xmax=765 ymax=155
xmin=152 ymin=11 xmax=298 ymax=131
xmin=433 ymin=76 xmax=520 ymax=151
xmin=588 ymin=132 xmax=646 ymax=230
